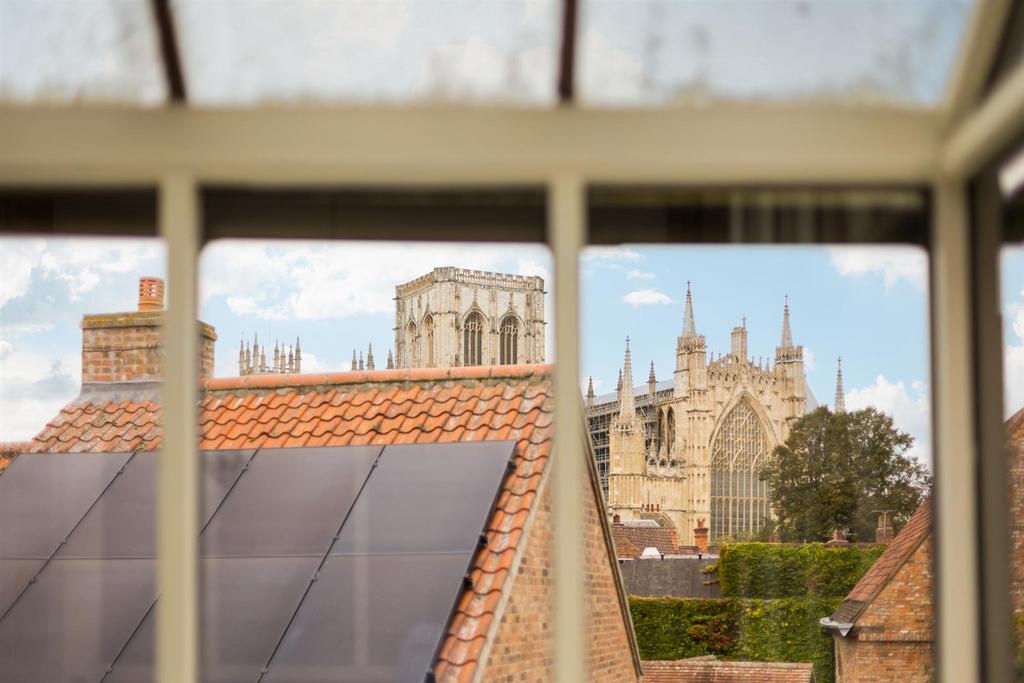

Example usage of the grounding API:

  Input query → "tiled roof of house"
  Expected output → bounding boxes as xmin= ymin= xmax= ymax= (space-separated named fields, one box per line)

xmin=27 ymin=365 xmax=556 ymax=683
xmin=829 ymin=497 xmax=933 ymax=625
xmin=642 ymin=659 xmax=815 ymax=682
xmin=0 ymin=441 xmax=31 ymax=472
xmin=610 ymin=526 xmax=643 ymax=559
xmin=611 ymin=523 xmax=679 ymax=557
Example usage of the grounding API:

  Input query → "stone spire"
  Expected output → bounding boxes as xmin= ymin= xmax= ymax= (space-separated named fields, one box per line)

xmin=618 ymin=336 xmax=636 ymax=420
xmin=780 ymin=295 xmax=794 ymax=348
xmin=294 ymin=337 xmax=301 ymax=373
xmin=367 ymin=344 xmax=375 ymax=371
xmin=616 ymin=370 xmax=623 ymax=392
xmin=351 ymin=349 xmax=357 ymax=371
xmin=648 ymin=361 xmax=657 ymax=395
xmin=238 ymin=339 xmax=245 ymax=375
xmin=358 ymin=351 xmax=365 ymax=371
xmin=586 ymin=376 xmax=595 ymax=410
xmin=834 ymin=357 xmax=846 ymax=413
xmin=386 ymin=349 xmax=395 ymax=370
xmin=682 ymin=281 xmax=697 ymax=338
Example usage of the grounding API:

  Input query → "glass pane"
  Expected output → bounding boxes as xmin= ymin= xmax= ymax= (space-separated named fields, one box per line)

xmin=0 ymin=0 xmax=165 ymax=104
xmin=0 ymin=232 xmax=164 ymax=681
xmin=583 ymin=190 xmax=934 ymax=682
xmin=580 ymin=0 xmax=972 ymax=107
xmin=0 ymin=558 xmax=157 ymax=683
xmin=171 ymin=0 xmax=560 ymax=105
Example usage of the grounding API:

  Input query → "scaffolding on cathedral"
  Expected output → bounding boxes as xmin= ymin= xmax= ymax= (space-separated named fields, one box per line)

xmin=238 ymin=334 xmax=302 ymax=375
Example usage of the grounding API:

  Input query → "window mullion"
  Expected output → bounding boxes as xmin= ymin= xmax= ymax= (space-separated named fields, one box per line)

xmin=932 ymin=179 xmax=981 ymax=683
xmin=157 ymin=174 xmax=200 ymax=683
xmin=550 ymin=174 xmax=584 ymax=682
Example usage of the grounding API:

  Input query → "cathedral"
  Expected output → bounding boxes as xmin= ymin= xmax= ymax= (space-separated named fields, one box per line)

xmin=393 ymin=267 xmax=546 ymax=369
xmin=585 ymin=284 xmax=836 ymax=546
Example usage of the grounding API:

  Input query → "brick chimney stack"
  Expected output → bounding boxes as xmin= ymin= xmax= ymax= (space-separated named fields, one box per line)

xmin=693 ymin=518 xmax=709 ymax=555
xmin=137 ymin=277 xmax=164 ymax=312
xmin=875 ymin=512 xmax=895 ymax=545
xmin=81 ymin=276 xmax=217 ymax=385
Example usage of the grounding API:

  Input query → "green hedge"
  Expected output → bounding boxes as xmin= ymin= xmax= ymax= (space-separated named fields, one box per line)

xmin=628 ymin=597 xmax=740 ymax=660
xmin=719 ymin=543 xmax=884 ymax=599
xmin=629 ymin=596 xmax=840 ymax=683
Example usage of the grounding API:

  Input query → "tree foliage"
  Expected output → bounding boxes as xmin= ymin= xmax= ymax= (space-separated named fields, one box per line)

xmin=759 ymin=407 xmax=930 ymax=542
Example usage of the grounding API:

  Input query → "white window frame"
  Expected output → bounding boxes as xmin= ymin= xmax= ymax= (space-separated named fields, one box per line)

xmin=1 ymin=1 xmax=1023 ymax=680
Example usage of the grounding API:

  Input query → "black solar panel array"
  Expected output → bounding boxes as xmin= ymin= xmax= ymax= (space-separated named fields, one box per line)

xmin=0 ymin=441 xmax=515 ymax=683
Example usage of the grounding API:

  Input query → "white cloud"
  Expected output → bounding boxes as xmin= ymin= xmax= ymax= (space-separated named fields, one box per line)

xmin=627 ymin=269 xmax=656 ymax=281
xmin=200 ymin=240 xmax=551 ymax=322
xmin=623 ymin=289 xmax=675 ymax=307
xmin=804 ymin=348 xmax=815 ymax=372
xmin=829 ymin=246 xmax=927 ymax=291
xmin=845 ymin=375 xmax=931 ymax=468
xmin=0 ymin=240 xmax=45 ymax=308
xmin=1004 ymin=299 xmax=1024 ymax=417
xmin=583 ymin=246 xmax=642 ymax=263
xmin=38 ymin=241 xmax=159 ymax=301
xmin=0 ymin=343 xmax=79 ymax=441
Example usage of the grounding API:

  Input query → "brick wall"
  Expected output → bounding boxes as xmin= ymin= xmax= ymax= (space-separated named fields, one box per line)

xmin=1008 ymin=419 xmax=1024 ymax=616
xmin=82 ymin=312 xmax=216 ymax=383
xmin=480 ymin=466 xmax=640 ymax=681
xmin=837 ymin=537 xmax=934 ymax=683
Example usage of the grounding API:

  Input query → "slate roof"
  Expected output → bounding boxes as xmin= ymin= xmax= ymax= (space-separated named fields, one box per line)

xmin=26 ymin=364 xmax=561 ymax=683
xmin=611 ymin=523 xmax=679 ymax=557
xmin=828 ymin=497 xmax=933 ymax=626
xmin=642 ymin=659 xmax=815 ymax=682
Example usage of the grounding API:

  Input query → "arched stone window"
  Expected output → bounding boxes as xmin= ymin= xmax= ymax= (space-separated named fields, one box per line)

xmin=423 ymin=315 xmax=434 ymax=367
xmin=499 ymin=315 xmax=519 ymax=365
xmin=666 ymin=407 xmax=676 ymax=454
xmin=463 ymin=312 xmax=484 ymax=366
xmin=709 ymin=398 xmax=771 ymax=542
xmin=406 ymin=321 xmax=418 ymax=367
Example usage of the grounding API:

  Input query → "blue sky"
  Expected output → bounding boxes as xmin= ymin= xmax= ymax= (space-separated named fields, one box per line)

xmin=7 ymin=236 xmax=1024 ymax=472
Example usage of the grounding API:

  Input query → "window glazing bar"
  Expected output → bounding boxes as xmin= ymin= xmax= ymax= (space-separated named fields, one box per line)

xmin=550 ymin=175 xmax=585 ymax=681
xmin=944 ymin=61 xmax=1024 ymax=180
xmin=931 ymin=179 xmax=981 ymax=683
xmin=157 ymin=174 xmax=199 ymax=683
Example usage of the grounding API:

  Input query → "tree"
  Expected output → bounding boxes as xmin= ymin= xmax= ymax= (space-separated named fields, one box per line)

xmin=759 ymin=406 xmax=931 ymax=543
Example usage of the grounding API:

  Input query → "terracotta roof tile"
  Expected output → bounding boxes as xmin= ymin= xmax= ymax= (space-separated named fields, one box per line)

xmin=28 ymin=364 xmax=553 ymax=683
xmin=830 ymin=497 xmax=933 ymax=625
xmin=611 ymin=523 xmax=680 ymax=557
xmin=642 ymin=659 xmax=815 ymax=683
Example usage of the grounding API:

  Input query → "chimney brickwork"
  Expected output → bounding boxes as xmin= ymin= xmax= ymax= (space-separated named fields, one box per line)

xmin=81 ymin=277 xmax=216 ymax=384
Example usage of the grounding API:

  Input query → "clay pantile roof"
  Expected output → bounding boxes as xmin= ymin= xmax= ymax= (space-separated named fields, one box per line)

xmin=642 ymin=659 xmax=815 ymax=682
xmin=610 ymin=525 xmax=643 ymax=559
xmin=28 ymin=364 xmax=554 ymax=683
xmin=829 ymin=496 xmax=933 ymax=626
xmin=611 ymin=523 xmax=679 ymax=557
xmin=0 ymin=441 xmax=30 ymax=472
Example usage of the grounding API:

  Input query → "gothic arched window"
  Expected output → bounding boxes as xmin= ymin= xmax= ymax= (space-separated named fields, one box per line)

xmin=709 ymin=398 xmax=771 ymax=542
xmin=666 ymin=407 xmax=676 ymax=454
xmin=499 ymin=315 xmax=519 ymax=365
xmin=423 ymin=315 xmax=434 ymax=367
xmin=463 ymin=312 xmax=484 ymax=366
xmin=406 ymin=321 xmax=418 ymax=367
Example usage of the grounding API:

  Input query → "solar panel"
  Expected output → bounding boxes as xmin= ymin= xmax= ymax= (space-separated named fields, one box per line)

xmin=332 ymin=441 xmax=515 ymax=556
xmin=0 ymin=559 xmax=44 ymax=617
xmin=104 ymin=557 xmax=319 ymax=683
xmin=57 ymin=450 xmax=254 ymax=559
xmin=0 ymin=452 xmax=132 ymax=559
xmin=202 ymin=446 xmax=382 ymax=558
xmin=262 ymin=552 xmax=473 ymax=683
xmin=0 ymin=558 xmax=156 ymax=683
